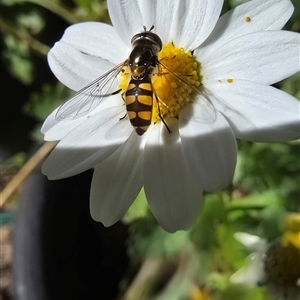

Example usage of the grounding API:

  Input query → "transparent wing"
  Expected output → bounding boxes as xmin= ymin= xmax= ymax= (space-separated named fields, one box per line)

xmin=55 ymin=61 xmax=128 ymax=121
xmin=157 ymin=60 xmax=216 ymax=123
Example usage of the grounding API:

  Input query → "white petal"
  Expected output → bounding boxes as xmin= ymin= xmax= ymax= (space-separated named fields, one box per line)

xmin=179 ymin=107 xmax=237 ymax=192
xmin=42 ymin=94 xmax=122 ymax=140
xmin=204 ymin=80 xmax=300 ymax=142
xmin=172 ymin=0 xmax=223 ymax=50
xmin=107 ymin=0 xmax=223 ymax=48
xmin=48 ymin=41 xmax=115 ymax=91
xmin=90 ymin=132 xmax=144 ymax=226
xmin=60 ymin=22 xmax=128 ymax=64
xmin=197 ymin=0 xmax=294 ymax=60
xmin=107 ymin=0 xmax=183 ymax=45
xmin=234 ymin=232 xmax=267 ymax=252
xmin=201 ymin=31 xmax=300 ymax=85
xmin=107 ymin=0 xmax=146 ymax=46
xmin=42 ymin=106 xmax=132 ymax=179
xmin=144 ymin=120 xmax=203 ymax=233
xmin=230 ymin=253 xmax=265 ymax=285
xmin=145 ymin=0 xmax=185 ymax=44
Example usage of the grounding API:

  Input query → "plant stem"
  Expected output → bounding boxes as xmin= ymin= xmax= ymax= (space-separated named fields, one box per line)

xmin=123 ymin=257 xmax=163 ymax=300
xmin=0 ymin=142 xmax=57 ymax=208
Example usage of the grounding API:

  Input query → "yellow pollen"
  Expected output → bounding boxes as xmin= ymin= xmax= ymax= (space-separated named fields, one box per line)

xmin=119 ymin=69 xmax=130 ymax=91
xmin=119 ymin=42 xmax=201 ymax=123
xmin=227 ymin=78 xmax=234 ymax=83
xmin=151 ymin=42 xmax=201 ymax=122
xmin=245 ymin=16 xmax=251 ymax=22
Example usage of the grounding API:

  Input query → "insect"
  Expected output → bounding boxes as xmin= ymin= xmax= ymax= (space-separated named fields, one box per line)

xmin=55 ymin=26 xmax=215 ymax=135
xmin=121 ymin=25 xmax=171 ymax=135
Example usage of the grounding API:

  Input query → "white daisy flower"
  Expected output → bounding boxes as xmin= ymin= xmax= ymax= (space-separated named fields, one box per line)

xmin=231 ymin=228 xmax=300 ymax=300
xmin=42 ymin=0 xmax=300 ymax=232
xmin=230 ymin=232 xmax=268 ymax=285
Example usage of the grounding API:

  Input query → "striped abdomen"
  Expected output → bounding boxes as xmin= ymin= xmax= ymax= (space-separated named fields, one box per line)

xmin=125 ymin=76 xmax=153 ymax=136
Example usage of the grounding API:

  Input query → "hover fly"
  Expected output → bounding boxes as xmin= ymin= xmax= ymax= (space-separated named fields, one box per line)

xmin=55 ymin=26 xmax=214 ymax=136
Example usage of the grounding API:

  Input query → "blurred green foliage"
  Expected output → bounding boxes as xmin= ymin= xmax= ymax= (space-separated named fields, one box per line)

xmin=1 ymin=0 xmax=299 ymax=299
xmin=3 ymin=34 xmax=33 ymax=84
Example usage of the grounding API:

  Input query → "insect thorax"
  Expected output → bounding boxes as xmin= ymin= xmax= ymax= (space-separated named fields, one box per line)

xmin=129 ymin=44 xmax=159 ymax=79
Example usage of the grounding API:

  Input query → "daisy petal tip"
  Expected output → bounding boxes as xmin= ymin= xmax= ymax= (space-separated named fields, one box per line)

xmin=90 ymin=209 xmax=119 ymax=228
xmin=229 ymin=268 xmax=257 ymax=286
xmin=41 ymin=165 xmax=58 ymax=181
xmin=150 ymin=192 xmax=201 ymax=233
xmin=159 ymin=219 xmax=193 ymax=234
xmin=234 ymin=232 xmax=266 ymax=251
xmin=41 ymin=156 xmax=73 ymax=180
xmin=229 ymin=270 xmax=247 ymax=285
xmin=89 ymin=193 xmax=124 ymax=228
xmin=204 ymin=178 xmax=233 ymax=193
xmin=234 ymin=232 xmax=259 ymax=243
xmin=89 ymin=194 xmax=125 ymax=228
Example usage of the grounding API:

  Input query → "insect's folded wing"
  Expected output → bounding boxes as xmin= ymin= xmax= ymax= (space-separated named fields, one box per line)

xmin=55 ymin=62 xmax=127 ymax=121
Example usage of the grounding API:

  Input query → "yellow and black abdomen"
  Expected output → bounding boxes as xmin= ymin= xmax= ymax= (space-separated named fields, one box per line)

xmin=125 ymin=76 xmax=153 ymax=136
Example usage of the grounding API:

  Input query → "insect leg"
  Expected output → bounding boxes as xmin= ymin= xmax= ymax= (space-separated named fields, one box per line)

xmin=112 ymin=88 xmax=122 ymax=95
xmin=154 ymin=91 xmax=172 ymax=134
xmin=119 ymin=114 xmax=127 ymax=121
xmin=119 ymin=93 xmax=127 ymax=121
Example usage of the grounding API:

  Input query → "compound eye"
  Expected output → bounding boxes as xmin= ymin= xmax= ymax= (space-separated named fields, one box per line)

xmin=147 ymin=32 xmax=162 ymax=50
xmin=131 ymin=33 xmax=141 ymax=47
xmin=131 ymin=31 xmax=162 ymax=51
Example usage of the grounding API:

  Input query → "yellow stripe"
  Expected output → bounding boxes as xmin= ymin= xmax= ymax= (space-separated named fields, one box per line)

xmin=137 ymin=95 xmax=153 ymax=106
xmin=127 ymin=83 xmax=136 ymax=91
xmin=125 ymin=95 xmax=136 ymax=105
xmin=138 ymin=111 xmax=152 ymax=120
xmin=139 ymin=83 xmax=152 ymax=91
xmin=127 ymin=111 xmax=137 ymax=119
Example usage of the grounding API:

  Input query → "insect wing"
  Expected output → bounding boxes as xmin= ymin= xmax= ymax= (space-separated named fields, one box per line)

xmin=55 ymin=61 xmax=127 ymax=121
xmin=158 ymin=61 xmax=216 ymax=123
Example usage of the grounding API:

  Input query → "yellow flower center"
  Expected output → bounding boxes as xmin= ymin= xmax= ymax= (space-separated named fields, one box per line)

xmin=152 ymin=42 xmax=201 ymax=122
xmin=280 ymin=213 xmax=300 ymax=248
xmin=119 ymin=42 xmax=201 ymax=123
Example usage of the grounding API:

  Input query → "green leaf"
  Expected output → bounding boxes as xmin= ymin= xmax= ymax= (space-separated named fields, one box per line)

xmin=24 ymin=82 xmax=71 ymax=121
xmin=222 ymin=285 xmax=268 ymax=300
xmin=17 ymin=10 xmax=45 ymax=34
xmin=206 ymin=272 xmax=228 ymax=292
xmin=123 ymin=188 xmax=149 ymax=224
xmin=4 ymin=35 xmax=33 ymax=84
xmin=72 ymin=0 xmax=109 ymax=21
xmin=279 ymin=73 xmax=300 ymax=100
xmin=190 ymin=193 xmax=225 ymax=251
xmin=216 ymin=224 xmax=246 ymax=270
xmin=226 ymin=192 xmax=281 ymax=211
xmin=128 ymin=220 xmax=190 ymax=258
xmin=234 ymin=141 xmax=300 ymax=196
